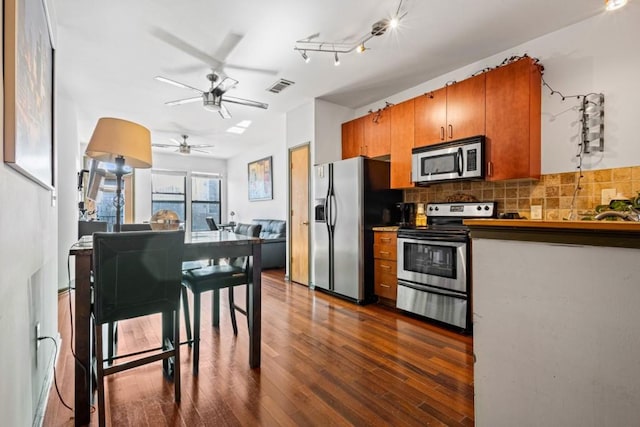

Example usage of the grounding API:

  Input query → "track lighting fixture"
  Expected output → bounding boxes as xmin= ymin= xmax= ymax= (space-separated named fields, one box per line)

xmin=605 ymin=0 xmax=628 ymax=11
xmin=334 ymin=52 xmax=340 ymax=66
xmin=294 ymin=0 xmax=407 ymax=64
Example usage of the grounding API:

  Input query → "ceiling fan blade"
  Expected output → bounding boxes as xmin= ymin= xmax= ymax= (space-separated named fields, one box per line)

xmin=165 ymin=96 xmax=202 ymax=106
xmin=214 ymin=33 xmax=243 ymax=63
xmin=152 ymin=143 xmax=179 ymax=148
xmin=222 ymin=95 xmax=268 ymax=110
xmin=189 ymin=144 xmax=216 ymax=148
xmin=154 ymin=76 xmax=203 ymax=93
xmin=192 ymin=148 xmax=213 ymax=154
xmin=151 ymin=27 xmax=223 ymax=69
xmin=169 ymin=138 xmax=182 ymax=145
xmin=216 ymin=76 xmax=239 ymax=93
xmin=219 ymin=103 xmax=232 ymax=119
xmin=223 ymin=63 xmax=279 ymax=76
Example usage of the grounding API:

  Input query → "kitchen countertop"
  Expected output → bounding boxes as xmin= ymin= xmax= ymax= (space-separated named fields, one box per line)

xmin=372 ymin=226 xmax=400 ymax=232
xmin=464 ymin=219 xmax=640 ymax=249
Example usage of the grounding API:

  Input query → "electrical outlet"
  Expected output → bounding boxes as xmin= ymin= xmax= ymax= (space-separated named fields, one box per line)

xmin=601 ymin=188 xmax=616 ymax=205
xmin=531 ymin=205 xmax=543 ymax=220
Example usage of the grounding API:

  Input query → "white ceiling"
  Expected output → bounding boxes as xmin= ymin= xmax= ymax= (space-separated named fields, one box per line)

xmin=54 ymin=0 xmax=605 ymax=159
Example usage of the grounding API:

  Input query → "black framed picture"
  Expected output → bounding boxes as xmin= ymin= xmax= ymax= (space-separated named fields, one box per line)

xmin=3 ymin=0 xmax=55 ymax=189
xmin=248 ymin=156 xmax=273 ymax=201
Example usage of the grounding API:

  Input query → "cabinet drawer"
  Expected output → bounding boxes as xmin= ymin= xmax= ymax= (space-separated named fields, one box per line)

xmin=374 ymin=232 xmax=397 ymax=246
xmin=374 ymin=262 xmax=397 ymax=300
xmin=373 ymin=243 xmax=396 ymax=260
xmin=374 ymin=259 xmax=397 ymax=276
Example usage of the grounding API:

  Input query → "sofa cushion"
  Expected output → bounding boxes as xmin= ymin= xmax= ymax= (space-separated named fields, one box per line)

xmin=252 ymin=219 xmax=286 ymax=239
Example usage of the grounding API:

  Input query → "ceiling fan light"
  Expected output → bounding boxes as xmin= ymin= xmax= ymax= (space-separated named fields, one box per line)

xmin=202 ymin=92 xmax=222 ymax=111
xmin=605 ymin=0 xmax=627 ymax=10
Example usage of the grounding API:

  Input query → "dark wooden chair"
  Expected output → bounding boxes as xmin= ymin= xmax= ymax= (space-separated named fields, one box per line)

xmin=78 ymin=220 xmax=107 ymax=238
xmin=92 ymin=231 xmax=185 ymax=427
xmin=180 ymin=223 xmax=261 ymax=375
xmin=120 ymin=223 xmax=152 ymax=231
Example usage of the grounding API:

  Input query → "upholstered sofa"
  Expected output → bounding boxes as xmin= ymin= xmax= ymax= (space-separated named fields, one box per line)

xmin=251 ymin=219 xmax=286 ymax=269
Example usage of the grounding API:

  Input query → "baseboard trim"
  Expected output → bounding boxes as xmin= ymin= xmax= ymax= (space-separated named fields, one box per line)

xmin=32 ymin=333 xmax=61 ymax=427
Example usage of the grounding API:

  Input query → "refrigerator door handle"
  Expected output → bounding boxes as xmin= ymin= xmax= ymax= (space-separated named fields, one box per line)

xmin=329 ymin=194 xmax=338 ymax=228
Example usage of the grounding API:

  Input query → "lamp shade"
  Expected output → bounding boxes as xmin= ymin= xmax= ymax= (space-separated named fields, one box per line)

xmin=85 ymin=118 xmax=152 ymax=168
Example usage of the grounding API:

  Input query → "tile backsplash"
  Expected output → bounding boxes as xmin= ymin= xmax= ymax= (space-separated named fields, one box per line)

xmin=404 ymin=166 xmax=640 ymax=220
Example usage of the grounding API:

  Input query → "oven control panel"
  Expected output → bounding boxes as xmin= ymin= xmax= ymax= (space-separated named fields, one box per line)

xmin=426 ymin=202 xmax=496 ymax=218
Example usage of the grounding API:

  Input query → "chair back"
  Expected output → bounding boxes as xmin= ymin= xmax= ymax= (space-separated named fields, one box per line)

xmin=234 ymin=223 xmax=262 ymax=237
xmin=78 ymin=220 xmax=108 ymax=238
xmin=92 ymin=230 xmax=185 ymax=324
xmin=120 ymin=223 xmax=152 ymax=232
xmin=205 ymin=217 xmax=218 ymax=231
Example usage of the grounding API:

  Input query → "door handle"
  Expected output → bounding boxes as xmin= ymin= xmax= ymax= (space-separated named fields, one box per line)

xmin=301 ymin=221 xmax=309 ymax=225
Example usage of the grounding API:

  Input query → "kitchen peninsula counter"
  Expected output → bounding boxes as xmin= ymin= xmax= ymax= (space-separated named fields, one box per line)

xmin=466 ymin=218 xmax=640 ymax=426
xmin=464 ymin=219 xmax=640 ymax=249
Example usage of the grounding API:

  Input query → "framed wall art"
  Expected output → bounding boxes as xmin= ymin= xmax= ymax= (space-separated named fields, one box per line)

xmin=248 ymin=156 xmax=273 ymax=201
xmin=3 ymin=0 xmax=55 ymax=189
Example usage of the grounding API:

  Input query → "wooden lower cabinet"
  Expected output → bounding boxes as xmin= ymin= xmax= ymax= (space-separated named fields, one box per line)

xmin=373 ymin=231 xmax=398 ymax=303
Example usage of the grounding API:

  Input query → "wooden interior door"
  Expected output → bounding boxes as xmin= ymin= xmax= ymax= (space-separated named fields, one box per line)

xmin=289 ymin=144 xmax=310 ymax=286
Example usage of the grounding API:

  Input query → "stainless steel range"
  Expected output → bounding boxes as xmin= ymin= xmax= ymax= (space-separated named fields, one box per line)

xmin=396 ymin=201 xmax=496 ymax=333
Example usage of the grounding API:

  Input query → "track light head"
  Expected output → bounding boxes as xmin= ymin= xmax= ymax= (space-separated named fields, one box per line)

xmin=356 ymin=43 xmax=365 ymax=53
xmin=334 ymin=52 xmax=340 ymax=66
xmin=300 ymin=50 xmax=310 ymax=63
xmin=605 ymin=0 xmax=627 ymax=10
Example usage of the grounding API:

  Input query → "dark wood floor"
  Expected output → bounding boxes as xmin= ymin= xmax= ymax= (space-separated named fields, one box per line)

xmin=44 ymin=269 xmax=474 ymax=426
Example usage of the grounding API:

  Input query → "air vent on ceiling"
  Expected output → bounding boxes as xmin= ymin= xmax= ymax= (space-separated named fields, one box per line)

xmin=267 ymin=78 xmax=295 ymax=94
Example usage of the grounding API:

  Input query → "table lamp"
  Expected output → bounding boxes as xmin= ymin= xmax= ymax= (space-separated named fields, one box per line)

xmin=85 ymin=117 xmax=152 ymax=232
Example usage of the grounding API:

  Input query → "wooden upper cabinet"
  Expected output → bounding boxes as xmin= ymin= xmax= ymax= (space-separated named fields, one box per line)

xmin=389 ymin=99 xmax=415 ymax=189
xmin=446 ymin=73 xmax=486 ymax=141
xmin=364 ymin=109 xmax=390 ymax=158
xmin=485 ymin=57 xmax=541 ymax=181
xmin=414 ymin=86 xmax=446 ymax=147
xmin=341 ymin=117 xmax=365 ymax=159
xmin=414 ymin=74 xmax=485 ymax=147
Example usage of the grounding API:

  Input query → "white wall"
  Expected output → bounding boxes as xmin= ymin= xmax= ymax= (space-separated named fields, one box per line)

xmin=56 ymin=92 xmax=81 ymax=290
xmin=356 ymin=6 xmax=640 ymax=175
xmin=0 ymin=5 xmax=59 ymax=425
xmin=313 ymin=99 xmax=354 ymax=166
xmin=226 ymin=115 xmax=287 ymax=225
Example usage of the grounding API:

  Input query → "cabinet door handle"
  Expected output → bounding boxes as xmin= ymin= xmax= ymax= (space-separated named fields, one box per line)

xmin=380 ymin=264 xmax=391 ymax=270
xmin=380 ymin=237 xmax=391 ymax=242
xmin=487 ymin=161 xmax=493 ymax=177
xmin=440 ymin=126 xmax=445 ymax=140
xmin=379 ymin=251 xmax=390 ymax=256
xmin=448 ymin=124 xmax=453 ymax=139
xmin=380 ymin=283 xmax=391 ymax=288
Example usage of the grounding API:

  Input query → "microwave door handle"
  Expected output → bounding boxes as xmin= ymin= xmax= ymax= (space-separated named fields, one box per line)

xmin=456 ymin=147 xmax=464 ymax=176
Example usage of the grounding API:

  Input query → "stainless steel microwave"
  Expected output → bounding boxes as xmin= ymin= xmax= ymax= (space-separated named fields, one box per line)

xmin=411 ymin=135 xmax=485 ymax=185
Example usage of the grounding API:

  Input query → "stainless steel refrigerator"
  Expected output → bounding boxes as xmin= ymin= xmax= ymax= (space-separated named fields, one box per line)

xmin=312 ymin=157 xmax=401 ymax=303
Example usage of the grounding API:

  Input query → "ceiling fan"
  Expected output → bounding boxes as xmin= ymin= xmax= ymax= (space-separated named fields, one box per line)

xmin=152 ymin=134 xmax=214 ymax=155
xmin=155 ymin=72 xmax=268 ymax=119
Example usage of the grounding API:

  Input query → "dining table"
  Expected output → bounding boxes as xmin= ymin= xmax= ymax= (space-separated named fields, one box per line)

xmin=69 ymin=230 xmax=262 ymax=426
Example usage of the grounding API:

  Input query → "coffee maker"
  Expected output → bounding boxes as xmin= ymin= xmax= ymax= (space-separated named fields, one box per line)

xmin=394 ymin=202 xmax=416 ymax=227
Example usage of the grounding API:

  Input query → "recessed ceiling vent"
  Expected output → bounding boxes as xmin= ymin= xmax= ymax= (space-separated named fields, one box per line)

xmin=267 ymin=78 xmax=295 ymax=94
